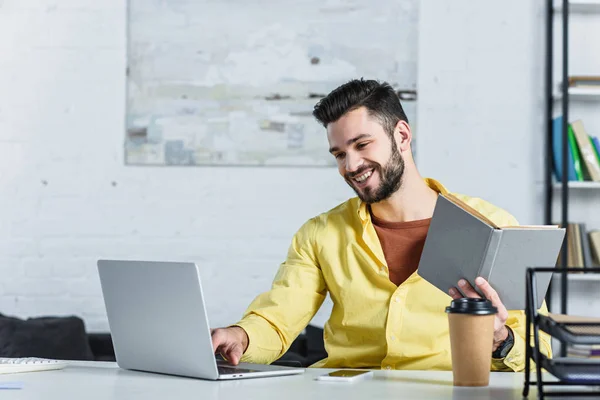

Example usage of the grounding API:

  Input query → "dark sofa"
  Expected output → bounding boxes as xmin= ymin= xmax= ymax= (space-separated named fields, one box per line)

xmin=0 ymin=313 xmax=326 ymax=367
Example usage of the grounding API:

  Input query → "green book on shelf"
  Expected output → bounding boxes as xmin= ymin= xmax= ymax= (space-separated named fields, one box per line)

xmin=591 ymin=136 xmax=600 ymax=166
xmin=567 ymin=124 xmax=584 ymax=181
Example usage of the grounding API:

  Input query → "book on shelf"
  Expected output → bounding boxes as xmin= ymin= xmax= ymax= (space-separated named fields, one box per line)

xmin=567 ymin=344 xmax=600 ymax=359
xmin=557 ymin=224 xmax=600 ymax=268
xmin=552 ymin=116 xmax=578 ymax=181
xmin=567 ymin=75 xmax=600 ymax=88
xmin=571 ymin=120 xmax=600 ymax=182
xmin=592 ymin=137 xmax=600 ymax=165
xmin=590 ymin=231 xmax=600 ymax=266
xmin=580 ymin=224 xmax=593 ymax=268
xmin=567 ymin=124 xmax=585 ymax=181
xmin=552 ymin=116 xmax=600 ymax=183
xmin=548 ymin=313 xmax=600 ymax=334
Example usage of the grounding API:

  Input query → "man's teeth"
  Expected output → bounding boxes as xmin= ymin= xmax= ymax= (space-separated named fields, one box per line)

xmin=355 ymin=170 xmax=373 ymax=183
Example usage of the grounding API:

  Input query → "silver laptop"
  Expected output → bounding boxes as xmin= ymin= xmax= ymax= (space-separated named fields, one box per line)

xmin=97 ymin=259 xmax=304 ymax=380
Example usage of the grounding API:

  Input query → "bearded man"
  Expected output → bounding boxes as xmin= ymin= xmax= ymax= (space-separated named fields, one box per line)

xmin=211 ymin=79 xmax=551 ymax=372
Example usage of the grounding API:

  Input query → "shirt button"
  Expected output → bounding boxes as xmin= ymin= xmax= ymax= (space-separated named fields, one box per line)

xmin=385 ymin=365 xmax=392 ymax=370
xmin=390 ymin=335 xmax=396 ymax=341
xmin=395 ymin=296 xmax=400 ymax=303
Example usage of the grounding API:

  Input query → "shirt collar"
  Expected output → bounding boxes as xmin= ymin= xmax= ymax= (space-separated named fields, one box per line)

xmin=356 ymin=177 xmax=448 ymax=223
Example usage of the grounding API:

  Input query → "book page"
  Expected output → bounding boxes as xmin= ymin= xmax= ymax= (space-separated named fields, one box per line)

xmin=501 ymin=225 xmax=561 ymax=229
xmin=442 ymin=193 xmax=499 ymax=228
xmin=549 ymin=313 xmax=600 ymax=335
xmin=549 ymin=313 xmax=600 ymax=323
xmin=443 ymin=193 xmax=561 ymax=231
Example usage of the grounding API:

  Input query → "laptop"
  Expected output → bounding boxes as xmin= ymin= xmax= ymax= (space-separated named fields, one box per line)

xmin=97 ymin=259 xmax=304 ymax=380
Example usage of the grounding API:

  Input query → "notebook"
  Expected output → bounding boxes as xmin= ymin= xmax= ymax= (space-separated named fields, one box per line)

xmin=97 ymin=259 xmax=304 ymax=380
xmin=417 ymin=194 xmax=566 ymax=310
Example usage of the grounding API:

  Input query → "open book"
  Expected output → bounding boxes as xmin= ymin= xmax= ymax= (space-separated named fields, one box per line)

xmin=417 ymin=194 xmax=566 ymax=310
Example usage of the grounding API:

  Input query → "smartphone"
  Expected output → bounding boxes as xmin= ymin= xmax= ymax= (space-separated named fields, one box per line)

xmin=315 ymin=369 xmax=373 ymax=382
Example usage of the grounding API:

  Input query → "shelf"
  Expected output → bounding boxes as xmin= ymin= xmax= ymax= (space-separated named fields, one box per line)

xmin=539 ymin=314 xmax=600 ymax=344
xmin=553 ymin=181 xmax=600 ymax=189
xmin=554 ymin=1 xmax=600 ymax=13
xmin=553 ymin=273 xmax=600 ymax=281
xmin=541 ymin=355 xmax=600 ymax=384
xmin=554 ymin=87 xmax=600 ymax=101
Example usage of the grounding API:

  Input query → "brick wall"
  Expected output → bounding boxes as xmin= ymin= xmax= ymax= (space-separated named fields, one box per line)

xmin=0 ymin=0 xmax=353 ymax=331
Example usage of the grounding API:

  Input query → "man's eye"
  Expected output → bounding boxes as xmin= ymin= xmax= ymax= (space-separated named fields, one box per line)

xmin=357 ymin=142 xmax=368 ymax=149
xmin=335 ymin=153 xmax=345 ymax=160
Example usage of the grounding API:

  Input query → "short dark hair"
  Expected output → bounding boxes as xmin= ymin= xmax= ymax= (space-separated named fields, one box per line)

xmin=312 ymin=79 xmax=409 ymax=137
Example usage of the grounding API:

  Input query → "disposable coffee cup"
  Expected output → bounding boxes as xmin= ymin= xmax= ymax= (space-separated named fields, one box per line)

xmin=445 ymin=297 xmax=497 ymax=387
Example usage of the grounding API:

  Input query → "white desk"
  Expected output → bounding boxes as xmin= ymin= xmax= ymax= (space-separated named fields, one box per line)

xmin=0 ymin=361 xmax=597 ymax=399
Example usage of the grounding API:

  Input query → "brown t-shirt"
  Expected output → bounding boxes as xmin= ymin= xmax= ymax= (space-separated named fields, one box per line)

xmin=370 ymin=209 xmax=432 ymax=286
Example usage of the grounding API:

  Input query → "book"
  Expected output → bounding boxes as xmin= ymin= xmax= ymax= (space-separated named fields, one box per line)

xmin=417 ymin=194 xmax=566 ymax=310
xmin=580 ymin=224 xmax=593 ymax=268
xmin=568 ymin=75 xmax=600 ymax=87
xmin=572 ymin=223 xmax=584 ymax=268
xmin=548 ymin=314 xmax=600 ymax=335
xmin=567 ymin=123 xmax=585 ymax=181
xmin=552 ymin=116 xmax=577 ymax=181
xmin=567 ymin=345 xmax=600 ymax=359
xmin=589 ymin=231 xmax=600 ymax=266
xmin=562 ymin=223 xmax=583 ymax=268
xmin=571 ymin=120 xmax=600 ymax=182
xmin=592 ymin=136 xmax=600 ymax=166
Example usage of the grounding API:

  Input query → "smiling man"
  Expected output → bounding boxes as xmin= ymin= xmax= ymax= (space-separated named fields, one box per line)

xmin=211 ymin=79 xmax=551 ymax=371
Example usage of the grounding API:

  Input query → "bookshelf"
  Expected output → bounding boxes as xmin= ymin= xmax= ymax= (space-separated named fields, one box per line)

xmin=554 ymin=0 xmax=600 ymax=13
xmin=552 ymin=273 xmax=600 ymax=281
xmin=553 ymin=86 xmax=600 ymax=101
xmin=552 ymin=181 xmax=600 ymax=189
xmin=544 ymin=0 xmax=600 ymax=347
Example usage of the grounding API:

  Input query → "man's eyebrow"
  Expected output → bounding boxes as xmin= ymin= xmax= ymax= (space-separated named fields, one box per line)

xmin=329 ymin=133 xmax=372 ymax=154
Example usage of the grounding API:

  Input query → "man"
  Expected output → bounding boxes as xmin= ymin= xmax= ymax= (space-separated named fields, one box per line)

xmin=211 ymin=79 xmax=551 ymax=371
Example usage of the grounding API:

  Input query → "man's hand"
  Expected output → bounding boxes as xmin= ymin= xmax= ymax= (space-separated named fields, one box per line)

xmin=448 ymin=277 xmax=510 ymax=351
xmin=211 ymin=326 xmax=249 ymax=366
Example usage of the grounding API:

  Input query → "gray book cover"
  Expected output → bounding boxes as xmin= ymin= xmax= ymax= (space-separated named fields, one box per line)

xmin=580 ymin=223 xmax=593 ymax=268
xmin=418 ymin=194 xmax=566 ymax=310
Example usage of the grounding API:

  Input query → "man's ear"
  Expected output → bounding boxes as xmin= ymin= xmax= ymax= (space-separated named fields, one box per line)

xmin=394 ymin=120 xmax=412 ymax=152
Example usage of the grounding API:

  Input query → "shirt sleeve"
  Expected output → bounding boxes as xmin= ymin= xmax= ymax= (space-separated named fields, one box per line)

xmin=233 ymin=217 xmax=327 ymax=365
xmin=491 ymin=301 xmax=552 ymax=371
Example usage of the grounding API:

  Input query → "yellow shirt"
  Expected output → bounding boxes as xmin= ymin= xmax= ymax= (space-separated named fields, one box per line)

xmin=235 ymin=178 xmax=552 ymax=371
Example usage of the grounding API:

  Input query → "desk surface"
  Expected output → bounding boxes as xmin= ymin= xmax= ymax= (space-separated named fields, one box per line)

xmin=0 ymin=361 xmax=597 ymax=400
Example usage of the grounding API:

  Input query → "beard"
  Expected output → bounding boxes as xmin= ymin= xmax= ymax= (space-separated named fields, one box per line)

xmin=344 ymin=139 xmax=405 ymax=204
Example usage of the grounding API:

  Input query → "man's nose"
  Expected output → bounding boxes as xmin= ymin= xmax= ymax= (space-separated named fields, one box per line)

xmin=345 ymin=153 xmax=363 ymax=173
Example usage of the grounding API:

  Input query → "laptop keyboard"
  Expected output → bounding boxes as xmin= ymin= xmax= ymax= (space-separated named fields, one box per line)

xmin=218 ymin=365 xmax=258 ymax=375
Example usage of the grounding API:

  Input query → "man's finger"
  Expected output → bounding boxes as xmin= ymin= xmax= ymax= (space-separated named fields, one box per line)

xmin=448 ymin=287 xmax=462 ymax=299
xmin=458 ymin=279 xmax=480 ymax=298
xmin=228 ymin=344 xmax=242 ymax=366
xmin=475 ymin=277 xmax=508 ymax=322
xmin=211 ymin=330 xmax=224 ymax=353
xmin=222 ymin=344 xmax=242 ymax=366
xmin=475 ymin=277 xmax=501 ymax=305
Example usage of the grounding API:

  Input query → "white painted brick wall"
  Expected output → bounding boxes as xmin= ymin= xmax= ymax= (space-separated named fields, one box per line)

xmin=3 ymin=0 xmax=591 ymax=336
xmin=418 ymin=1 xmax=600 ymax=319
xmin=417 ymin=0 xmax=547 ymax=225
xmin=418 ymin=0 xmax=600 ymax=232
xmin=0 ymin=0 xmax=352 ymax=332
